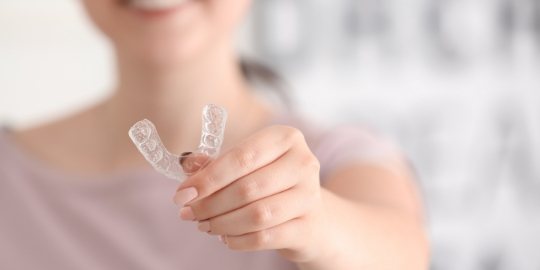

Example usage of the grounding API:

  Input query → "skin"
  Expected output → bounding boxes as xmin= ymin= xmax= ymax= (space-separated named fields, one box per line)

xmin=12 ymin=0 xmax=429 ymax=269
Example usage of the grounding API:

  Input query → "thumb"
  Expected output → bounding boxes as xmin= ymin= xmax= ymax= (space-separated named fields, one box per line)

xmin=179 ymin=152 xmax=211 ymax=175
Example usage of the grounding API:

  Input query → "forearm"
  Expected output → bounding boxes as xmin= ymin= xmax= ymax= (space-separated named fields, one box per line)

xmin=296 ymin=188 xmax=429 ymax=270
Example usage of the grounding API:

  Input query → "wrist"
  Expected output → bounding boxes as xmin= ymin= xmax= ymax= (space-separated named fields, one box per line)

xmin=293 ymin=189 xmax=348 ymax=270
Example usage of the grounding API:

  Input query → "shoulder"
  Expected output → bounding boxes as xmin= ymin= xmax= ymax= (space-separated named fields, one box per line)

xmin=2 ymin=121 xmax=70 ymax=169
xmin=271 ymin=112 xmax=405 ymax=181
xmin=0 ymin=106 xmax=107 ymax=174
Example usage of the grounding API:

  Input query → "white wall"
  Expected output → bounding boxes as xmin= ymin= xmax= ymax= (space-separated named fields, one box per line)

xmin=0 ymin=0 xmax=114 ymax=127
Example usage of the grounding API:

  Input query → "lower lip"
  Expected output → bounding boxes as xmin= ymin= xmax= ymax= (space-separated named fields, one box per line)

xmin=129 ymin=2 xmax=191 ymax=19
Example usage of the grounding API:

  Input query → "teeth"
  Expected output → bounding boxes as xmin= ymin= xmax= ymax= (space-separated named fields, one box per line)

xmin=129 ymin=0 xmax=188 ymax=10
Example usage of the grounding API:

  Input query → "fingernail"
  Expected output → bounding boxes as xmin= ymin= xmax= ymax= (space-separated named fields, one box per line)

xmin=179 ymin=207 xmax=195 ymax=221
xmin=198 ymin=221 xmax=210 ymax=232
xmin=218 ymin=235 xmax=228 ymax=245
xmin=174 ymin=187 xmax=198 ymax=206
xmin=181 ymin=152 xmax=193 ymax=157
xmin=179 ymin=152 xmax=193 ymax=166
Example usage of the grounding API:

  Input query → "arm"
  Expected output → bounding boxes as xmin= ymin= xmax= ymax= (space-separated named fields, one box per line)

xmin=298 ymin=161 xmax=429 ymax=270
xmin=173 ymin=126 xmax=429 ymax=270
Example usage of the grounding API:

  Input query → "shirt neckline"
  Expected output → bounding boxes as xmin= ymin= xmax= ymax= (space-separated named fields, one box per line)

xmin=0 ymin=127 xmax=161 ymax=191
xmin=0 ymin=110 xmax=292 ymax=189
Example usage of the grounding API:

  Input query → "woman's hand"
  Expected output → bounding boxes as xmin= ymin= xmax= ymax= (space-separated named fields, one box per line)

xmin=173 ymin=125 xmax=327 ymax=262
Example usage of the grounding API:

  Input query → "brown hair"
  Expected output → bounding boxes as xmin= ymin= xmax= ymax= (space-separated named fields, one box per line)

xmin=239 ymin=59 xmax=291 ymax=107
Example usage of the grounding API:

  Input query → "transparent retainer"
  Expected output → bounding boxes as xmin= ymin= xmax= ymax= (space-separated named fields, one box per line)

xmin=128 ymin=104 xmax=228 ymax=182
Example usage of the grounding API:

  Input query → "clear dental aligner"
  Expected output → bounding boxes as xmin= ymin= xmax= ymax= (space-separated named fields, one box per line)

xmin=128 ymin=104 xmax=228 ymax=182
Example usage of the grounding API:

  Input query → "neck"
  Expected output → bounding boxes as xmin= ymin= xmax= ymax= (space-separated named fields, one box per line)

xmin=99 ymin=43 xmax=272 ymax=161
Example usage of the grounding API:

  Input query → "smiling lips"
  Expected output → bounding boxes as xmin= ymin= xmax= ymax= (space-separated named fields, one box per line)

xmin=127 ymin=0 xmax=190 ymax=11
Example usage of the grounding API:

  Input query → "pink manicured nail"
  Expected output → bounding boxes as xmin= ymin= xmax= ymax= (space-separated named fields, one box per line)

xmin=179 ymin=207 xmax=195 ymax=221
xmin=198 ymin=221 xmax=210 ymax=232
xmin=174 ymin=187 xmax=198 ymax=207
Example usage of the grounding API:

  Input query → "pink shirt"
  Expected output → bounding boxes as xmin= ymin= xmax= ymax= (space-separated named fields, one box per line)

xmin=0 ymin=113 xmax=400 ymax=269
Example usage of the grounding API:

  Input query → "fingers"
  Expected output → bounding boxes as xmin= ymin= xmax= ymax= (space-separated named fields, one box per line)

xmin=200 ymin=186 xmax=315 ymax=236
xmin=224 ymin=218 xmax=307 ymax=252
xmin=179 ymin=152 xmax=210 ymax=175
xmin=188 ymin=149 xmax=304 ymax=220
xmin=171 ymin=125 xmax=323 ymax=255
xmin=177 ymin=125 xmax=306 ymax=203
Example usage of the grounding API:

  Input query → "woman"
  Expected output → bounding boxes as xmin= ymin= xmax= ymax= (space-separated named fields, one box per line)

xmin=0 ymin=0 xmax=428 ymax=269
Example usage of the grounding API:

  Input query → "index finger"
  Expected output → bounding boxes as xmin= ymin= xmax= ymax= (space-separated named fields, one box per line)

xmin=177 ymin=125 xmax=305 ymax=204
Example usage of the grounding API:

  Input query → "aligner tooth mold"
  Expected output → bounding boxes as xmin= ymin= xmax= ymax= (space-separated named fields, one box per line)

xmin=128 ymin=104 xmax=228 ymax=182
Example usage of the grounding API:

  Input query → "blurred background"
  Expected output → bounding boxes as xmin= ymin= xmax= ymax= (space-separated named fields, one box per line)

xmin=1 ymin=0 xmax=539 ymax=269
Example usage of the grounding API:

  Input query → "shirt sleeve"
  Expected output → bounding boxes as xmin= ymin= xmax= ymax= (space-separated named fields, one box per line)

xmin=310 ymin=124 xmax=407 ymax=182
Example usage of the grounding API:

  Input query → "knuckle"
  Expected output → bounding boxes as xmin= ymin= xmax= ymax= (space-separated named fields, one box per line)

xmin=300 ymin=154 xmax=321 ymax=174
xmin=281 ymin=126 xmax=304 ymax=144
xmin=237 ymin=180 xmax=260 ymax=202
xmin=252 ymin=230 xmax=271 ymax=249
xmin=251 ymin=204 xmax=273 ymax=227
xmin=232 ymin=147 xmax=257 ymax=169
xmin=304 ymin=176 xmax=322 ymax=202
xmin=304 ymin=187 xmax=320 ymax=210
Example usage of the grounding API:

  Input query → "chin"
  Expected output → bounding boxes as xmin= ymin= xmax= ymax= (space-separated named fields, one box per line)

xmin=127 ymin=33 xmax=210 ymax=67
xmin=125 ymin=1 xmax=213 ymax=66
xmin=84 ymin=0 xmax=239 ymax=67
xmin=112 ymin=12 xmax=213 ymax=67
